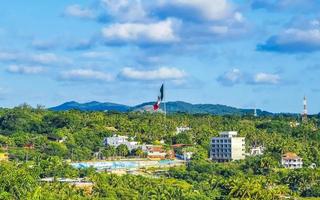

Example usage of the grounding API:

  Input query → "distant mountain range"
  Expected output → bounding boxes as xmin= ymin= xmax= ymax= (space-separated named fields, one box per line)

xmin=50 ymin=101 xmax=273 ymax=116
xmin=50 ymin=101 xmax=131 ymax=112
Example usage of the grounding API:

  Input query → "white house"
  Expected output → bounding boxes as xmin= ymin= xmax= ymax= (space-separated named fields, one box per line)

xmin=210 ymin=131 xmax=246 ymax=162
xmin=250 ymin=146 xmax=265 ymax=156
xmin=104 ymin=135 xmax=139 ymax=151
xmin=281 ymin=152 xmax=303 ymax=169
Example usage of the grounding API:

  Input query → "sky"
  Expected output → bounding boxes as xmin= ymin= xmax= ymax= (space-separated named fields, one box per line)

xmin=0 ymin=0 xmax=320 ymax=113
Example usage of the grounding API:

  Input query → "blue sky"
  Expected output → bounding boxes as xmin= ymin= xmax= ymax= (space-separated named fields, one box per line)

xmin=0 ymin=0 xmax=320 ymax=113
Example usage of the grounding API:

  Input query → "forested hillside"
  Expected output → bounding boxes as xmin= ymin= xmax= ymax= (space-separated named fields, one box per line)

xmin=0 ymin=104 xmax=319 ymax=199
xmin=51 ymin=101 xmax=274 ymax=116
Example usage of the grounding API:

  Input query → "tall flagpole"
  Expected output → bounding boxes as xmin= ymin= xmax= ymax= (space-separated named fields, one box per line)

xmin=164 ymin=82 xmax=166 ymax=117
xmin=163 ymin=82 xmax=167 ymax=136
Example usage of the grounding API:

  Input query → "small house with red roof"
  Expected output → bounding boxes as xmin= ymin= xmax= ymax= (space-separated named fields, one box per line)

xmin=281 ymin=152 xmax=303 ymax=169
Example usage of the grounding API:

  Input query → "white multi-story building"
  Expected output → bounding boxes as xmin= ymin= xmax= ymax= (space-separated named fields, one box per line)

xmin=104 ymin=135 xmax=139 ymax=151
xmin=210 ymin=131 xmax=245 ymax=162
xmin=281 ymin=152 xmax=303 ymax=169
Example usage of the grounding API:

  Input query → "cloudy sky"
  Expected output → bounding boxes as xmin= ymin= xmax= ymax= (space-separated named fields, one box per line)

xmin=1 ymin=0 xmax=320 ymax=113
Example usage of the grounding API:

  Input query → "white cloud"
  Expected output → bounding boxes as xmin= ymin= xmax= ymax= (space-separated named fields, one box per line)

xmin=156 ymin=0 xmax=248 ymax=40
xmin=64 ymin=4 xmax=95 ymax=19
xmin=101 ymin=18 xmax=179 ymax=44
xmin=6 ymin=65 xmax=45 ymax=75
xmin=218 ymin=69 xmax=280 ymax=86
xmin=258 ymin=27 xmax=320 ymax=53
xmin=100 ymin=0 xmax=147 ymax=22
xmin=158 ymin=0 xmax=233 ymax=21
xmin=31 ymin=53 xmax=72 ymax=65
xmin=234 ymin=12 xmax=244 ymax=23
xmin=119 ymin=67 xmax=186 ymax=81
xmin=60 ymin=69 xmax=113 ymax=82
xmin=208 ymin=13 xmax=248 ymax=37
xmin=31 ymin=53 xmax=59 ymax=64
xmin=282 ymin=28 xmax=320 ymax=44
xmin=253 ymin=73 xmax=280 ymax=84
xmin=0 ymin=51 xmax=71 ymax=65
xmin=217 ymin=68 xmax=243 ymax=86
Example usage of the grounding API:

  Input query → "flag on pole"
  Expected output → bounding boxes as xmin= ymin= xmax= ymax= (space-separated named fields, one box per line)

xmin=153 ymin=84 xmax=164 ymax=111
xmin=159 ymin=84 xmax=164 ymax=101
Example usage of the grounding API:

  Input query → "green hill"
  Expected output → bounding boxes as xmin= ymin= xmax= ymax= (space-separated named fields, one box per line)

xmin=51 ymin=101 xmax=272 ymax=116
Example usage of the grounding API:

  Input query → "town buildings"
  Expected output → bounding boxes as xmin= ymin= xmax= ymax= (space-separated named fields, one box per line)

xmin=104 ymin=135 xmax=175 ymax=160
xmin=210 ymin=131 xmax=245 ymax=162
xmin=281 ymin=152 xmax=303 ymax=169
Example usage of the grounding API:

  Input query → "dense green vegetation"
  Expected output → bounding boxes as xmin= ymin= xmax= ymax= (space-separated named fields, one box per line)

xmin=0 ymin=104 xmax=319 ymax=199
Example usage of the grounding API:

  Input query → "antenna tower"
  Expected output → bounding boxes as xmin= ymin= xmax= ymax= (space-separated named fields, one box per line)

xmin=302 ymin=96 xmax=307 ymax=122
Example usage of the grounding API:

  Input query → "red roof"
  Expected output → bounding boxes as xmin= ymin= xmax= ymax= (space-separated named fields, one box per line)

xmin=282 ymin=152 xmax=301 ymax=160
xmin=148 ymin=146 xmax=164 ymax=152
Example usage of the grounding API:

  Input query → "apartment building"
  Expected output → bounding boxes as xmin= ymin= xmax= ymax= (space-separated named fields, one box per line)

xmin=210 ymin=131 xmax=245 ymax=162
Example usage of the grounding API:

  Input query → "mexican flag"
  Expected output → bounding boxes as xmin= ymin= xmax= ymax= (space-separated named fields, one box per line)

xmin=153 ymin=84 xmax=164 ymax=111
